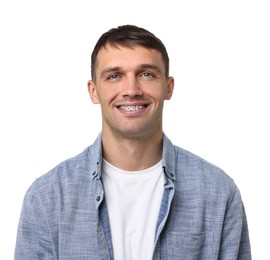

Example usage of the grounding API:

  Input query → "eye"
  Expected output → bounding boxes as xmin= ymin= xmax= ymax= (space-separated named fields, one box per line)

xmin=107 ymin=74 xmax=120 ymax=80
xmin=141 ymin=72 xmax=154 ymax=78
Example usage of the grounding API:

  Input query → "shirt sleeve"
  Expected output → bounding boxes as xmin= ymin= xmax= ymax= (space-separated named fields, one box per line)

xmin=218 ymin=184 xmax=252 ymax=259
xmin=14 ymin=183 xmax=55 ymax=260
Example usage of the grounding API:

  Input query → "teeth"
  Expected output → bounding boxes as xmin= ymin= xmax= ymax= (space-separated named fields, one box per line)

xmin=119 ymin=105 xmax=145 ymax=111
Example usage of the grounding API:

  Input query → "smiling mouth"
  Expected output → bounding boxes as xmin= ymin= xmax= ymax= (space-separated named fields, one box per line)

xmin=118 ymin=105 xmax=147 ymax=111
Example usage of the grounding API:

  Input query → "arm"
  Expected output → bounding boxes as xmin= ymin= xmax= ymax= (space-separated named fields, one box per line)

xmin=219 ymin=185 xmax=252 ymax=259
xmin=15 ymin=185 xmax=55 ymax=260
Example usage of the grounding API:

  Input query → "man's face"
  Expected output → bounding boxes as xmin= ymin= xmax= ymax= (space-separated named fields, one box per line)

xmin=88 ymin=44 xmax=174 ymax=139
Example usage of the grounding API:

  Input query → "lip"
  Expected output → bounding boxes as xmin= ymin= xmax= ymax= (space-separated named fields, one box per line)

xmin=115 ymin=102 xmax=150 ymax=116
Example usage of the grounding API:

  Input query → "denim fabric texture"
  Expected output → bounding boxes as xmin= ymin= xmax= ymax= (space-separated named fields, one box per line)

xmin=15 ymin=133 xmax=251 ymax=259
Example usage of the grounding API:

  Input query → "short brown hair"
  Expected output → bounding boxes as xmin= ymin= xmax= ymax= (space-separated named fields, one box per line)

xmin=91 ymin=25 xmax=169 ymax=81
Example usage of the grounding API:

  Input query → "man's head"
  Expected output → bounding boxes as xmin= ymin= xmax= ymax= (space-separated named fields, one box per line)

xmin=91 ymin=25 xmax=169 ymax=82
xmin=88 ymin=25 xmax=174 ymax=140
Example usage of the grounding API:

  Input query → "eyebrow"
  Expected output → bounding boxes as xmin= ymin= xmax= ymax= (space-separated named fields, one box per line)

xmin=100 ymin=64 xmax=162 ymax=79
xmin=100 ymin=66 xmax=122 ymax=79
xmin=139 ymin=64 xmax=162 ymax=74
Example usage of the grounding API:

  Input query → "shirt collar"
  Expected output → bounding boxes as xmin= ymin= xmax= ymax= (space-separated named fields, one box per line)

xmin=89 ymin=132 xmax=103 ymax=180
xmin=162 ymin=133 xmax=176 ymax=181
xmin=90 ymin=132 xmax=176 ymax=181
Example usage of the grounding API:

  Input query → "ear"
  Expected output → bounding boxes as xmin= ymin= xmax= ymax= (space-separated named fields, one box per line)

xmin=88 ymin=80 xmax=100 ymax=104
xmin=165 ymin=77 xmax=174 ymax=100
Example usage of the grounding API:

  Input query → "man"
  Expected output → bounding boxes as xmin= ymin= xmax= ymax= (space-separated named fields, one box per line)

xmin=15 ymin=25 xmax=251 ymax=259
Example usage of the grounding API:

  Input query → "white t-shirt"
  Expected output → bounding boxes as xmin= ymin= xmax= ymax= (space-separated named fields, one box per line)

xmin=102 ymin=159 xmax=164 ymax=260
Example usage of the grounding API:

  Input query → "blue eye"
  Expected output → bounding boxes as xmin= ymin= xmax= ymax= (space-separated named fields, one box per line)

xmin=108 ymin=74 xmax=119 ymax=80
xmin=142 ymin=72 xmax=153 ymax=77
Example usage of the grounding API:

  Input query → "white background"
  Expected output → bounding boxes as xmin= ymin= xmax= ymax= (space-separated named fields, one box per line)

xmin=0 ymin=0 xmax=269 ymax=259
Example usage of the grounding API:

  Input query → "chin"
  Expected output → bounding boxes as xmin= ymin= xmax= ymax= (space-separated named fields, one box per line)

xmin=118 ymin=127 xmax=157 ymax=140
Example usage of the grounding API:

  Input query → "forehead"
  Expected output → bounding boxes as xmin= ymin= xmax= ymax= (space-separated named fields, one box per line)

xmin=95 ymin=44 xmax=165 ymax=71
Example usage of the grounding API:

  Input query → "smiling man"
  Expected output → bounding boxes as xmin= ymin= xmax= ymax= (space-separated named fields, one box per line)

xmin=15 ymin=25 xmax=251 ymax=259
xmin=88 ymin=43 xmax=173 ymax=170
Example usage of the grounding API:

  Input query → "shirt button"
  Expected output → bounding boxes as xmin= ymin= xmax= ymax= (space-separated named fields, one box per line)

xmin=96 ymin=196 xmax=101 ymax=202
xmin=169 ymin=172 xmax=174 ymax=178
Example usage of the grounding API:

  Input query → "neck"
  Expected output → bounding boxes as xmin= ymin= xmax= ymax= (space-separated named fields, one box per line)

xmin=101 ymin=131 xmax=163 ymax=171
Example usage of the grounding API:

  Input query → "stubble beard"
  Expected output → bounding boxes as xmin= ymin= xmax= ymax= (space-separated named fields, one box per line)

xmin=102 ymin=108 xmax=163 ymax=141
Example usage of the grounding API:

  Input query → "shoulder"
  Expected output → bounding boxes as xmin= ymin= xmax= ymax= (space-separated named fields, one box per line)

xmin=175 ymin=145 xmax=237 ymax=198
xmin=164 ymin=135 xmax=234 ymax=186
xmin=29 ymin=134 xmax=102 ymax=194
xmin=175 ymin=145 xmax=230 ymax=177
xmin=25 ymin=142 xmax=99 ymax=202
xmin=161 ymin=133 xmax=237 ymax=199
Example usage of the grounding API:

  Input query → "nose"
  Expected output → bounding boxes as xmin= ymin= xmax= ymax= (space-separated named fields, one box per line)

xmin=122 ymin=76 xmax=143 ymax=98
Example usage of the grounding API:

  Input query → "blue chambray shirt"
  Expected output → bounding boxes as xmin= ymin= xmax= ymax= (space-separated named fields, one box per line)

xmin=15 ymin=133 xmax=251 ymax=259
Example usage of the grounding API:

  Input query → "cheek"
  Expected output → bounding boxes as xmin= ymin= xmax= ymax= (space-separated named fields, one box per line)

xmin=150 ymin=87 xmax=168 ymax=101
xmin=97 ymin=89 xmax=118 ymax=106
